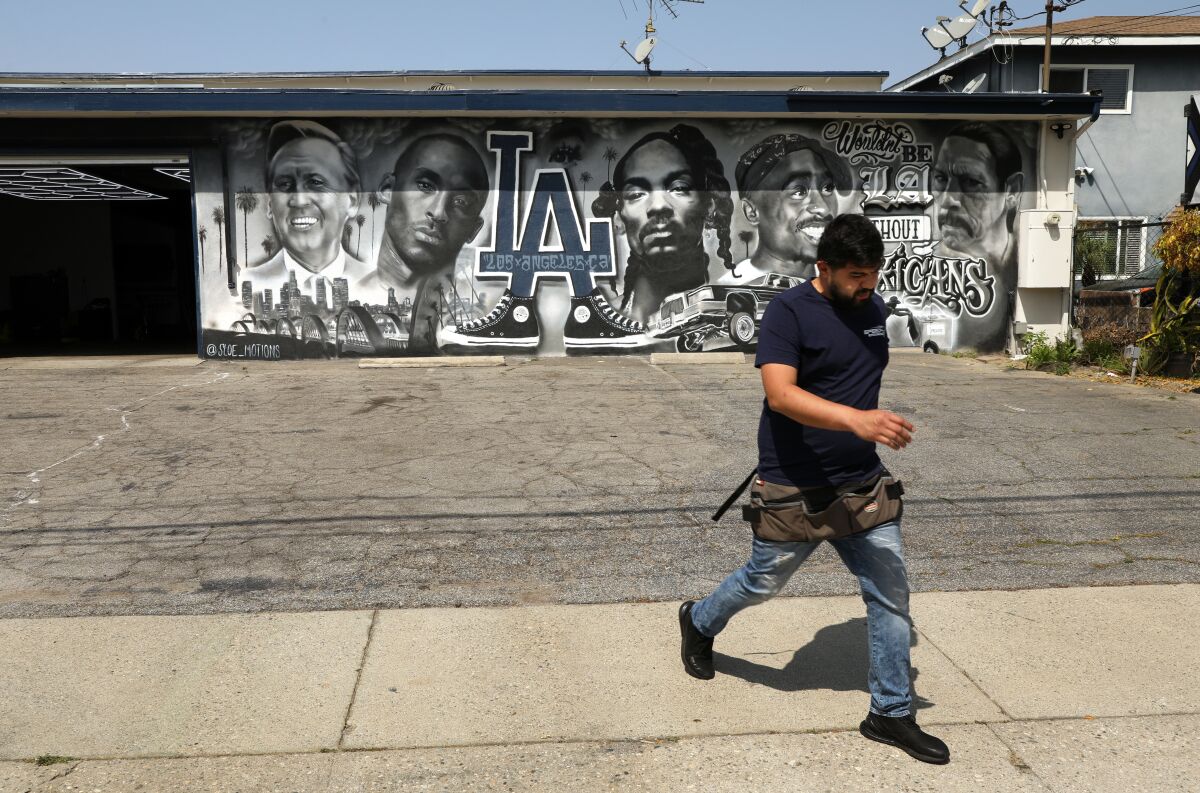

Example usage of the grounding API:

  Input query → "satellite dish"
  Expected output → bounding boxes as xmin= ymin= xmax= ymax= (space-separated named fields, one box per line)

xmin=961 ymin=0 xmax=988 ymax=17
xmin=922 ymin=26 xmax=954 ymax=49
xmin=634 ymin=36 xmax=658 ymax=63
xmin=963 ymin=73 xmax=987 ymax=93
xmin=941 ymin=13 xmax=978 ymax=39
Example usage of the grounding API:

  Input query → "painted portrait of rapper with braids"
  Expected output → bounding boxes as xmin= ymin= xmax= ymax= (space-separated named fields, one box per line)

xmin=591 ymin=124 xmax=734 ymax=325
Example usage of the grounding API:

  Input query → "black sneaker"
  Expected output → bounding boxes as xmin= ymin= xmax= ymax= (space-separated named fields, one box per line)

xmin=563 ymin=288 xmax=652 ymax=352
xmin=679 ymin=601 xmax=715 ymax=680
xmin=437 ymin=290 xmax=539 ymax=349
xmin=859 ymin=712 xmax=950 ymax=765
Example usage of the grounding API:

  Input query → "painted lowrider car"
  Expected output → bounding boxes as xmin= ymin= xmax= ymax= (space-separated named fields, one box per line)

xmin=646 ymin=273 xmax=804 ymax=352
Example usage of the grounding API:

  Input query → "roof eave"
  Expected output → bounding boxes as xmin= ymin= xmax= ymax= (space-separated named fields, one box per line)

xmin=0 ymin=69 xmax=890 ymax=80
xmin=0 ymin=88 xmax=1102 ymax=120
xmin=886 ymin=37 xmax=998 ymax=92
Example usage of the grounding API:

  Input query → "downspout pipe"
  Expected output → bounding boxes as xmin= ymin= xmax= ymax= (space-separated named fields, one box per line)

xmin=1073 ymin=112 xmax=1099 ymax=142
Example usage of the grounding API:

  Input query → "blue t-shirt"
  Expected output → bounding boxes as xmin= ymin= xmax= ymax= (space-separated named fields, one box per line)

xmin=754 ymin=281 xmax=890 ymax=487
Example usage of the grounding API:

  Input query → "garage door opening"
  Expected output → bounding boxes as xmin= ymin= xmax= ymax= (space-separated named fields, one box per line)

xmin=0 ymin=160 xmax=197 ymax=356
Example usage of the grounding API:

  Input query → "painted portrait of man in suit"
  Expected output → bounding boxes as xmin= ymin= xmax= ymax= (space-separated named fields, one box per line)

xmin=241 ymin=120 xmax=371 ymax=300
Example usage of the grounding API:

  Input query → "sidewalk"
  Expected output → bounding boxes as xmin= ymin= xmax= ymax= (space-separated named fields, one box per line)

xmin=2 ymin=584 xmax=1197 ymax=792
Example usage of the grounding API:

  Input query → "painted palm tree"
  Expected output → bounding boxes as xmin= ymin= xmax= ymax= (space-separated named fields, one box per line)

xmin=198 ymin=225 xmax=208 ymax=271
xmin=355 ymin=214 xmax=367 ymax=258
xmin=366 ymin=191 xmax=381 ymax=259
xmin=234 ymin=187 xmax=258 ymax=267
xmin=435 ymin=283 xmax=449 ymax=327
xmin=262 ymin=234 xmax=278 ymax=257
xmin=212 ymin=206 xmax=226 ymax=274
xmin=579 ymin=171 xmax=593 ymax=192
xmin=342 ymin=222 xmax=354 ymax=252
xmin=738 ymin=230 xmax=753 ymax=259
xmin=603 ymin=147 xmax=618 ymax=183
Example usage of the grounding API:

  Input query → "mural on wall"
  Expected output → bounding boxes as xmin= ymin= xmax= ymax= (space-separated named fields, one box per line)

xmin=196 ymin=117 xmax=1036 ymax=358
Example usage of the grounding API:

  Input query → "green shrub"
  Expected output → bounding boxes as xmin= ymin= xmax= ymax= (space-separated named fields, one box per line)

xmin=1081 ymin=338 xmax=1115 ymax=362
xmin=1023 ymin=330 xmax=1053 ymax=369
xmin=1098 ymin=354 xmax=1129 ymax=374
xmin=1076 ymin=338 xmax=1129 ymax=373
xmin=1023 ymin=331 xmax=1078 ymax=374
xmin=1053 ymin=337 xmax=1079 ymax=364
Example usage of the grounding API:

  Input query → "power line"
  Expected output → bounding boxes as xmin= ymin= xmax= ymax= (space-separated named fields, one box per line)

xmin=660 ymin=38 xmax=711 ymax=71
xmin=1004 ymin=0 xmax=1089 ymax=24
xmin=1064 ymin=6 xmax=1200 ymax=37
xmin=1005 ymin=1 xmax=1200 ymax=40
xmin=1047 ymin=4 xmax=1200 ymax=36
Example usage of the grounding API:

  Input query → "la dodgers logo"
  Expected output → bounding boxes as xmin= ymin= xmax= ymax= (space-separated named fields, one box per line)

xmin=475 ymin=131 xmax=616 ymax=297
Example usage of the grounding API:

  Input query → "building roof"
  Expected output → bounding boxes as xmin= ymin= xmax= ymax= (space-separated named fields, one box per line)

xmin=0 ymin=69 xmax=890 ymax=79
xmin=0 ymin=70 xmax=889 ymax=94
xmin=888 ymin=15 xmax=1200 ymax=92
xmin=1010 ymin=15 xmax=1200 ymax=37
xmin=1081 ymin=263 xmax=1162 ymax=292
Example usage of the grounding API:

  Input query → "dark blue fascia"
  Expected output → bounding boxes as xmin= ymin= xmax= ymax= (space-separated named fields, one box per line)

xmin=0 ymin=89 xmax=1102 ymax=119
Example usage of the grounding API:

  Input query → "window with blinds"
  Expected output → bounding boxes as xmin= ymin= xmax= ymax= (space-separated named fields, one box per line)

xmin=1088 ymin=69 xmax=1132 ymax=111
xmin=1047 ymin=66 xmax=1132 ymax=112
xmin=1074 ymin=219 xmax=1146 ymax=278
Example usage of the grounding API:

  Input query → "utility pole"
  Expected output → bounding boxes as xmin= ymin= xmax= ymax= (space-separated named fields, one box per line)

xmin=1041 ymin=1 xmax=1055 ymax=92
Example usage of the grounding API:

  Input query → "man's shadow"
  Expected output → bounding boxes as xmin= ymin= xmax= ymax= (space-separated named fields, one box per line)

xmin=713 ymin=617 xmax=933 ymax=712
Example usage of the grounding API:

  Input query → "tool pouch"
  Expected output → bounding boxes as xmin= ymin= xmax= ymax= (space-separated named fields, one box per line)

xmin=743 ymin=474 xmax=904 ymax=542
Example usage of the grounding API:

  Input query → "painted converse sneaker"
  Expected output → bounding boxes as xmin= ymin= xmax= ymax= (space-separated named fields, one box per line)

xmin=437 ymin=290 xmax=540 ymax=349
xmin=563 ymin=288 xmax=652 ymax=351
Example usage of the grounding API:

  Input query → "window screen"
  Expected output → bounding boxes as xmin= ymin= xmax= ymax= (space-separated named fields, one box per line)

xmin=1087 ymin=68 xmax=1131 ymax=111
xmin=1117 ymin=222 xmax=1143 ymax=274
xmin=1074 ymin=219 xmax=1145 ymax=278
xmin=1048 ymin=68 xmax=1085 ymax=93
xmin=1047 ymin=67 xmax=1131 ymax=110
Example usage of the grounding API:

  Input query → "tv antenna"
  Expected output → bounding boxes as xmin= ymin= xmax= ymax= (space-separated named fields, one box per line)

xmin=619 ymin=0 xmax=703 ymax=73
xmin=921 ymin=0 xmax=993 ymax=59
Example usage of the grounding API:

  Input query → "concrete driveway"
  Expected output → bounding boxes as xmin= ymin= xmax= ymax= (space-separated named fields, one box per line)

xmin=2 ymin=352 xmax=1197 ymax=618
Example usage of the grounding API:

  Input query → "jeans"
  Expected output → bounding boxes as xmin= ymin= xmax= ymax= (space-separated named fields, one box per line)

xmin=690 ymin=521 xmax=913 ymax=717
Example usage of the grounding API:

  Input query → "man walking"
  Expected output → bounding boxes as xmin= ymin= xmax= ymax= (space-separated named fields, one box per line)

xmin=678 ymin=214 xmax=949 ymax=765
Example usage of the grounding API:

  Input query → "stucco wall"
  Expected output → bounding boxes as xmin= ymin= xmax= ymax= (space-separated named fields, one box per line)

xmin=1063 ymin=46 xmax=1200 ymax=220
xmin=195 ymin=115 xmax=1042 ymax=359
xmin=906 ymin=43 xmax=1200 ymax=221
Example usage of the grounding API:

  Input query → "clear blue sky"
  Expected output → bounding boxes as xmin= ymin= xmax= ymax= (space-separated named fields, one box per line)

xmin=0 ymin=0 xmax=1172 ymax=84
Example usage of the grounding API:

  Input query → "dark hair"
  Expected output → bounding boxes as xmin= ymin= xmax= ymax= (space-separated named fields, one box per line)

xmin=265 ymin=120 xmax=361 ymax=194
xmin=591 ymin=124 xmax=734 ymax=273
xmin=817 ymin=214 xmax=884 ymax=269
xmin=942 ymin=121 xmax=1022 ymax=183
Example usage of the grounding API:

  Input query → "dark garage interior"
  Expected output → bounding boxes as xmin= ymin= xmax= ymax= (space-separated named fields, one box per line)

xmin=0 ymin=162 xmax=196 ymax=356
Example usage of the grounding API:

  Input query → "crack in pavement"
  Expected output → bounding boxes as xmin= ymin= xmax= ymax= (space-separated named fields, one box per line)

xmin=4 ymin=372 xmax=231 ymax=516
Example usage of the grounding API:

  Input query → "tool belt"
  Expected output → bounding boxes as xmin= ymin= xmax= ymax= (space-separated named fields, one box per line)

xmin=713 ymin=469 xmax=904 ymax=543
